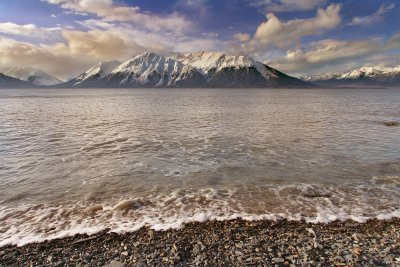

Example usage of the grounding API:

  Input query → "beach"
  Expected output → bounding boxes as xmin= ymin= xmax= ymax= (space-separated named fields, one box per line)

xmin=2 ymin=218 xmax=400 ymax=266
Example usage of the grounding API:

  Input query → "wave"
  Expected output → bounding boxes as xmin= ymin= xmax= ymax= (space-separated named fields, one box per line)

xmin=1 ymin=182 xmax=400 ymax=247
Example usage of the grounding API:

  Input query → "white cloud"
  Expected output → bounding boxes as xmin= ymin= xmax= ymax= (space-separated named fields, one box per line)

xmin=0 ymin=17 xmax=222 ymax=80
xmin=267 ymin=33 xmax=400 ymax=75
xmin=348 ymin=3 xmax=395 ymax=26
xmin=0 ymin=28 xmax=149 ymax=80
xmin=250 ymin=0 xmax=327 ymax=12
xmin=0 ymin=22 xmax=60 ymax=38
xmin=44 ymin=0 xmax=192 ymax=33
xmin=233 ymin=33 xmax=251 ymax=42
xmin=242 ymin=4 xmax=341 ymax=52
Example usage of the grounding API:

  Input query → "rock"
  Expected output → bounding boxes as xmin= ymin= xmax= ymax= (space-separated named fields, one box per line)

xmin=148 ymin=230 xmax=154 ymax=240
xmin=235 ymin=251 xmax=244 ymax=257
xmin=121 ymin=251 xmax=129 ymax=257
xmin=352 ymin=233 xmax=366 ymax=241
xmin=47 ymin=255 xmax=53 ymax=262
xmin=383 ymin=121 xmax=400 ymax=127
xmin=63 ymin=248 xmax=72 ymax=254
xmin=272 ymin=257 xmax=285 ymax=263
xmin=72 ymin=235 xmax=98 ymax=244
xmin=53 ymin=261 xmax=64 ymax=267
xmin=344 ymin=254 xmax=353 ymax=262
xmin=106 ymin=260 xmax=125 ymax=267
xmin=192 ymin=244 xmax=201 ymax=255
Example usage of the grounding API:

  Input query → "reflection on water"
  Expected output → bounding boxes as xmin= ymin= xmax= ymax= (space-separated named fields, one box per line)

xmin=0 ymin=88 xmax=399 ymax=246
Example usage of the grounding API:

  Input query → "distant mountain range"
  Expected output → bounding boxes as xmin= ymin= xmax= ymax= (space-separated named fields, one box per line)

xmin=0 ymin=73 xmax=35 ymax=88
xmin=300 ymin=65 xmax=400 ymax=87
xmin=59 ymin=51 xmax=308 ymax=88
xmin=1 ymin=52 xmax=400 ymax=88
xmin=1 ymin=67 xmax=61 ymax=86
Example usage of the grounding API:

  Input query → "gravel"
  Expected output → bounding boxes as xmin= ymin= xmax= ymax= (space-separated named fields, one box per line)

xmin=1 ymin=218 xmax=399 ymax=266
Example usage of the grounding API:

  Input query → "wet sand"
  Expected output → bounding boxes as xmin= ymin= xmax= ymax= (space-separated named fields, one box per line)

xmin=1 ymin=218 xmax=399 ymax=266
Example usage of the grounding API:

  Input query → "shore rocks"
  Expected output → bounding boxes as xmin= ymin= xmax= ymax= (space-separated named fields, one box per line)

xmin=1 ymin=218 xmax=399 ymax=266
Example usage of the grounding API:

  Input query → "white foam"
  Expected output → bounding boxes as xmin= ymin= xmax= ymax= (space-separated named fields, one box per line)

xmin=1 ymin=184 xmax=400 ymax=247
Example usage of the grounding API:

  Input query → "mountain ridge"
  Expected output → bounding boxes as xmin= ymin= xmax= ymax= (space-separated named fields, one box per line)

xmin=0 ymin=73 xmax=36 ymax=88
xmin=61 ymin=51 xmax=309 ymax=88
xmin=1 ymin=67 xmax=61 ymax=86
xmin=300 ymin=65 xmax=400 ymax=86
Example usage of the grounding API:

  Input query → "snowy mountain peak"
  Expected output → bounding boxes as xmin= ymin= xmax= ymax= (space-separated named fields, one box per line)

xmin=175 ymin=51 xmax=279 ymax=80
xmin=75 ymin=60 xmax=121 ymax=83
xmin=108 ymin=52 xmax=204 ymax=87
xmin=300 ymin=64 xmax=400 ymax=86
xmin=64 ymin=51 xmax=307 ymax=88
xmin=176 ymin=51 xmax=254 ymax=72
xmin=2 ymin=67 xmax=61 ymax=86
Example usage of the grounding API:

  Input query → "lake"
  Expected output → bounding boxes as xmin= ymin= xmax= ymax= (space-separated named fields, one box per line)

xmin=0 ymin=88 xmax=399 ymax=246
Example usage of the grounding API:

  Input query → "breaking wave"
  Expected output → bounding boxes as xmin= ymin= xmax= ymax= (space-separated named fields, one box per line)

xmin=1 ymin=182 xmax=399 ymax=247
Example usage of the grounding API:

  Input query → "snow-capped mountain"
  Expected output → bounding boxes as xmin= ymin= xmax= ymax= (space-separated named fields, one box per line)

xmin=175 ymin=51 xmax=305 ymax=87
xmin=301 ymin=65 xmax=400 ymax=86
xmin=2 ymin=67 xmax=61 ymax=86
xmin=103 ymin=52 xmax=205 ymax=87
xmin=0 ymin=73 xmax=35 ymax=88
xmin=64 ymin=51 xmax=309 ymax=88
xmin=62 ymin=60 xmax=121 ymax=87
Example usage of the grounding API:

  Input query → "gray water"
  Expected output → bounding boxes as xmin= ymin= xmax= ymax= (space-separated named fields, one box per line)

xmin=0 ymin=88 xmax=399 ymax=246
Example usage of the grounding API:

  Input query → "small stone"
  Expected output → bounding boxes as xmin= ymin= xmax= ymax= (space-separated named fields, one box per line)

xmin=193 ymin=244 xmax=201 ymax=255
xmin=272 ymin=257 xmax=285 ymax=263
xmin=235 ymin=251 xmax=244 ymax=257
xmin=121 ymin=251 xmax=129 ymax=257
xmin=106 ymin=260 xmax=125 ymax=267
xmin=148 ymin=230 xmax=154 ymax=239
xmin=344 ymin=254 xmax=353 ymax=262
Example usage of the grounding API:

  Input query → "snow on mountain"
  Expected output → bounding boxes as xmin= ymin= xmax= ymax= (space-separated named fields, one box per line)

xmin=175 ymin=51 xmax=278 ymax=80
xmin=65 ymin=51 xmax=309 ymax=88
xmin=175 ymin=51 xmax=306 ymax=87
xmin=72 ymin=60 xmax=121 ymax=86
xmin=105 ymin=52 xmax=205 ymax=87
xmin=301 ymin=65 xmax=400 ymax=85
xmin=2 ymin=67 xmax=61 ymax=86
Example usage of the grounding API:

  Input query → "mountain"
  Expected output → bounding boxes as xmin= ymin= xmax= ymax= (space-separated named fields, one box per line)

xmin=103 ymin=52 xmax=205 ymax=87
xmin=65 ymin=51 xmax=308 ymax=88
xmin=175 ymin=51 xmax=306 ymax=87
xmin=62 ymin=60 xmax=121 ymax=87
xmin=301 ymin=65 xmax=400 ymax=87
xmin=0 ymin=73 xmax=35 ymax=88
xmin=2 ymin=67 xmax=61 ymax=86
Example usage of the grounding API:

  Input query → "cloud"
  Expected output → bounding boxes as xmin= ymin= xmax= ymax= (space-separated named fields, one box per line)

xmin=250 ymin=0 xmax=327 ymax=12
xmin=233 ymin=33 xmax=251 ymax=42
xmin=173 ymin=0 xmax=210 ymax=20
xmin=348 ymin=3 xmax=395 ymax=26
xmin=268 ymin=32 xmax=400 ymax=75
xmin=0 ymin=16 xmax=221 ymax=80
xmin=44 ymin=0 xmax=192 ymax=33
xmin=62 ymin=30 xmax=147 ymax=60
xmin=0 ymin=28 xmax=149 ymax=80
xmin=0 ymin=22 xmax=60 ymax=38
xmin=241 ymin=4 xmax=341 ymax=52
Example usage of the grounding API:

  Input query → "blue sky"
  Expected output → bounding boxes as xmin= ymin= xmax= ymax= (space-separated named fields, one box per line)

xmin=0 ymin=0 xmax=399 ymax=79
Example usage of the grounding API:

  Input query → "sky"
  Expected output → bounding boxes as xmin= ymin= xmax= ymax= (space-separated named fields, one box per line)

xmin=0 ymin=0 xmax=399 ymax=80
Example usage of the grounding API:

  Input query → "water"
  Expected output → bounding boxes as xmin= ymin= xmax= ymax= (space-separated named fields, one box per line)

xmin=0 ymin=88 xmax=399 ymax=246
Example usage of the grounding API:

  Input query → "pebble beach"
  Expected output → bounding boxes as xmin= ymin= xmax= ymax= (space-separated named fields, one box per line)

xmin=1 ymin=218 xmax=399 ymax=266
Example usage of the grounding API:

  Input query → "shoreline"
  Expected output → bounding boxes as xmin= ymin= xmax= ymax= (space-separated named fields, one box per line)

xmin=1 ymin=218 xmax=399 ymax=266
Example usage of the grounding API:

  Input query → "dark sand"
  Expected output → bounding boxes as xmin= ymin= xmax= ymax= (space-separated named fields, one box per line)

xmin=1 ymin=218 xmax=399 ymax=266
